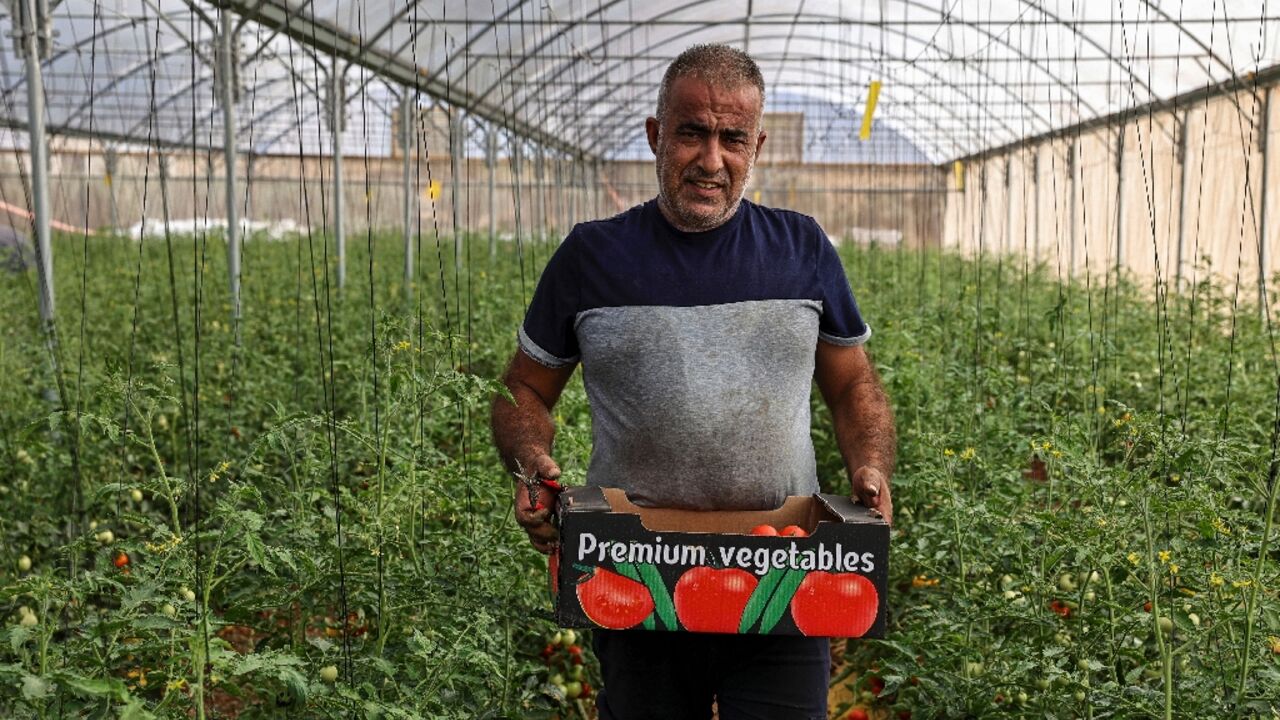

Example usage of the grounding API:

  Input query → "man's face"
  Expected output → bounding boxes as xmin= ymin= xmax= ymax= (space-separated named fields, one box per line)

xmin=646 ymin=76 xmax=767 ymax=232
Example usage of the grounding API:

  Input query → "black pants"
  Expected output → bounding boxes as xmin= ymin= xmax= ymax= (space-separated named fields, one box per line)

xmin=592 ymin=630 xmax=830 ymax=720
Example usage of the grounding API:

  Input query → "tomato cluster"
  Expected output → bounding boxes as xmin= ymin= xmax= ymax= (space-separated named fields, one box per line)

xmin=539 ymin=629 xmax=594 ymax=703
xmin=748 ymin=524 xmax=808 ymax=537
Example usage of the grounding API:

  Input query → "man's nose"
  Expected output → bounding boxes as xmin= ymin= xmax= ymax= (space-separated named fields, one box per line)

xmin=696 ymin=137 xmax=725 ymax=176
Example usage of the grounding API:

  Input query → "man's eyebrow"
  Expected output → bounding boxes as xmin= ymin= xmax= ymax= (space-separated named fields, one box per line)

xmin=675 ymin=121 xmax=710 ymax=133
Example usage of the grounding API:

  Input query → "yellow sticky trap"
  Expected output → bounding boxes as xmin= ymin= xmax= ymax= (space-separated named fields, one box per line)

xmin=103 ymin=173 xmax=112 ymax=187
xmin=953 ymin=160 xmax=965 ymax=191
xmin=752 ymin=190 xmax=761 ymax=203
xmin=859 ymin=81 xmax=882 ymax=141
xmin=425 ymin=180 xmax=441 ymax=200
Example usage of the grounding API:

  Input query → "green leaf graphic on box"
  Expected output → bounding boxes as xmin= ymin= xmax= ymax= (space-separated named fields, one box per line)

xmin=636 ymin=563 xmax=678 ymax=631
xmin=739 ymin=568 xmax=788 ymax=633
xmin=758 ymin=569 xmax=808 ymax=634
xmin=612 ymin=563 xmax=656 ymax=630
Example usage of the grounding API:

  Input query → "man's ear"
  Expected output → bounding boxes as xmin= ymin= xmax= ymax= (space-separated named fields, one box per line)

xmin=754 ymin=130 xmax=767 ymax=158
xmin=645 ymin=117 xmax=660 ymax=155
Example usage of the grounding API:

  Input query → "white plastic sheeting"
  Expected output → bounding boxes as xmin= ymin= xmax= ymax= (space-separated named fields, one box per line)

xmin=0 ymin=0 xmax=1276 ymax=162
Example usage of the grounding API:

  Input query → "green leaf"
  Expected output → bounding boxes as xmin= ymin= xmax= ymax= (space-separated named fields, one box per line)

xmin=757 ymin=569 xmax=808 ymax=634
xmin=20 ymin=674 xmax=50 ymax=702
xmin=636 ymin=564 xmax=677 ymax=631
xmin=120 ymin=697 xmax=158 ymax=720
xmin=739 ymin=568 xmax=787 ymax=633
xmin=58 ymin=673 xmax=129 ymax=702
xmin=279 ymin=667 xmax=309 ymax=704
xmin=246 ymin=533 xmax=274 ymax=575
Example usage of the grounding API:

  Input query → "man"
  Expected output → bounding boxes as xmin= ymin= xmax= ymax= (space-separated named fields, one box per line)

xmin=491 ymin=44 xmax=896 ymax=720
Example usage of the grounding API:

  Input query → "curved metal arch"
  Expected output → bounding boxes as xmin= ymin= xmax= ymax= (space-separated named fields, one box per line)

xmin=251 ymin=65 xmax=400 ymax=152
xmin=57 ymin=39 xmax=204 ymax=128
xmin=580 ymin=77 xmax=979 ymax=162
xmin=453 ymin=0 xmax=1108 ymax=116
xmin=503 ymin=24 xmax=1044 ymax=161
xmin=469 ymin=4 xmax=1102 ymax=149
xmin=571 ymin=61 xmax=998 ymax=161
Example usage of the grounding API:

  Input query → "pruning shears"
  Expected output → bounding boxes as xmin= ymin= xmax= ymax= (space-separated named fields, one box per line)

xmin=514 ymin=461 xmax=564 ymax=515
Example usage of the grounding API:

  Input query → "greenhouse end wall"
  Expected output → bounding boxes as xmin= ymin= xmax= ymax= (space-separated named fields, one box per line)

xmin=0 ymin=148 xmax=946 ymax=249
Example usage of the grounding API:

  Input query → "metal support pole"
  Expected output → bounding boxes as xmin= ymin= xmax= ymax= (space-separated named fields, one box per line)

xmin=450 ymin=109 xmax=463 ymax=270
xmin=1113 ymin=125 xmax=1126 ymax=282
xmin=1175 ymin=110 xmax=1192 ymax=291
xmin=1004 ymin=154 xmax=1013 ymax=256
xmin=18 ymin=0 xmax=53 ymax=331
xmin=535 ymin=149 xmax=546 ymax=241
xmin=1031 ymin=148 xmax=1040 ymax=260
xmin=218 ymin=9 xmax=242 ymax=343
xmin=104 ymin=147 xmax=120 ymax=233
xmin=1069 ymin=140 xmax=1079 ymax=279
xmin=486 ymin=126 xmax=497 ymax=259
xmin=330 ymin=58 xmax=345 ymax=289
xmin=1258 ymin=88 xmax=1273 ymax=318
xmin=401 ymin=95 xmax=414 ymax=299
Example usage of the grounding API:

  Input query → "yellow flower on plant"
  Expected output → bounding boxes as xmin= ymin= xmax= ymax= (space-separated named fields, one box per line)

xmin=943 ymin=448 xmax=955 ymax=457
xmin=1209 ymin=573 xmax=1225 ymax=587
xmin=1157 ymin=550 xmax=1171 ymax=564
xmin=1168 ymin=564 xmax=1179 ymax=575
xmin=959 ymin=447 xmax=976 ymax=461
xmin=1127 ymin=552 xmax=1141 ymax=566
xmin=912 ymin=574 xmax=940 ymax=588
xmin=393 ymin=340 xmax=411 ymax=352
xmin=1232 ymin=579 xmax=1253 ymax=589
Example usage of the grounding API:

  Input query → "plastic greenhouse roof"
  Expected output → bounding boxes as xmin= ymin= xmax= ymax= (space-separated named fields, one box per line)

xmin=0 ymin=0 xmax=1277 ymax=163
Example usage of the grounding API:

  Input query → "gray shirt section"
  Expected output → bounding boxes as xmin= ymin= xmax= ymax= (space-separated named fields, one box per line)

xmin=574 ymin=299 xmax=823 ymax=511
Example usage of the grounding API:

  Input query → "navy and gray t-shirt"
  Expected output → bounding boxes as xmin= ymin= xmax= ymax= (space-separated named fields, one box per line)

xmin=520 ymin=199 xmax=870 ymax=511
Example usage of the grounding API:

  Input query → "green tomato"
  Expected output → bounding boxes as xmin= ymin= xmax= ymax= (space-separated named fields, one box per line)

xmin=551 ymin=631 xmax=563 ymax=646
xmin=162 ymin=603 xmax=177 ymax=618
xmin=1074 ymin=690 xmax=1087 ymax=702
xmin=319 ymin=665 xmax=338 ymax=683
xmin=550 ymin=673 xmax=565 ymax=686
xmin=565 ymin=681 xmax=582 ymax=699
xmin=1157 ymin=616 xmax=1173 ymax=634
xmin=570 ymin=665 xmax=584 ymax=680
xmin=964 ymin=661 xmax=984 ymax=678
xmin=1035 ymin=677 xmax=1051 ymax=690
xmin=17 ymin=555 xmax=31 ymax=572
xmin=562 ymin=629 xmax=577 ymax=646
xmin=181 ymin=587 xmax=196 ymax=603
xmin=1058 ymin=573 xmax=1077 ymax=592
xmin=130 ymin=489 xmax=144 ymax=503
xmin=96 ymin=530 xmax=114 ymax=545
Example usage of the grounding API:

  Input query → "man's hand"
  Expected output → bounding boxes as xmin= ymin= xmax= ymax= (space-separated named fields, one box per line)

xmin=512 ymin=454 xmax=563 ymax=553
xmin=492 ymin=349 xmax=576 ymax=553
xmin=852 ymin=465 xmax=892 ymax=526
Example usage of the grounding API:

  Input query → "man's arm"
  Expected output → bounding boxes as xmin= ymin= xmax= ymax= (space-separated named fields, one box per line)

xmin=814 ymin=342 xmax=897 ymax=525
xmin=491 ymin=349 xmax=576 ymax=552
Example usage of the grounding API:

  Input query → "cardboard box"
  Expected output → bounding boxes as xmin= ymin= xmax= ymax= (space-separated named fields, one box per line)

xmin=550 ymin=487 xmax=889 ymax=638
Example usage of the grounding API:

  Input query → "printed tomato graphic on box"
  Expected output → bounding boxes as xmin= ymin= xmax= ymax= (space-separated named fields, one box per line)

xmin=553 ymin=487 xmax=890 ymax=638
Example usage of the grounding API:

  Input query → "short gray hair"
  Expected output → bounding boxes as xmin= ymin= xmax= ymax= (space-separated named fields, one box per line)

xmin=656 ymin=44 xmax=765 ymax=121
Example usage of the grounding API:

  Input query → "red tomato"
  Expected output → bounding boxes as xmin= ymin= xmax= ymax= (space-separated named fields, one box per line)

xmin=674 ymin=567 xmax=758 ymax=633
xmin=749 ymin=524 xmax=779 ymax=536
xmin=113 ymin=552 xmax=130 ymax=568
xmin=779 ymin=525 xmax=808 ymax=537
xmin=790 ymin=572 xmax=878 ymax=637
xmin=868 ymin=675 xmax=885 ymax=696
xmin=576 ymin=567 xmax=654 ymax=630
xmin=847 ymin=709 xmax=870 ymax=720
